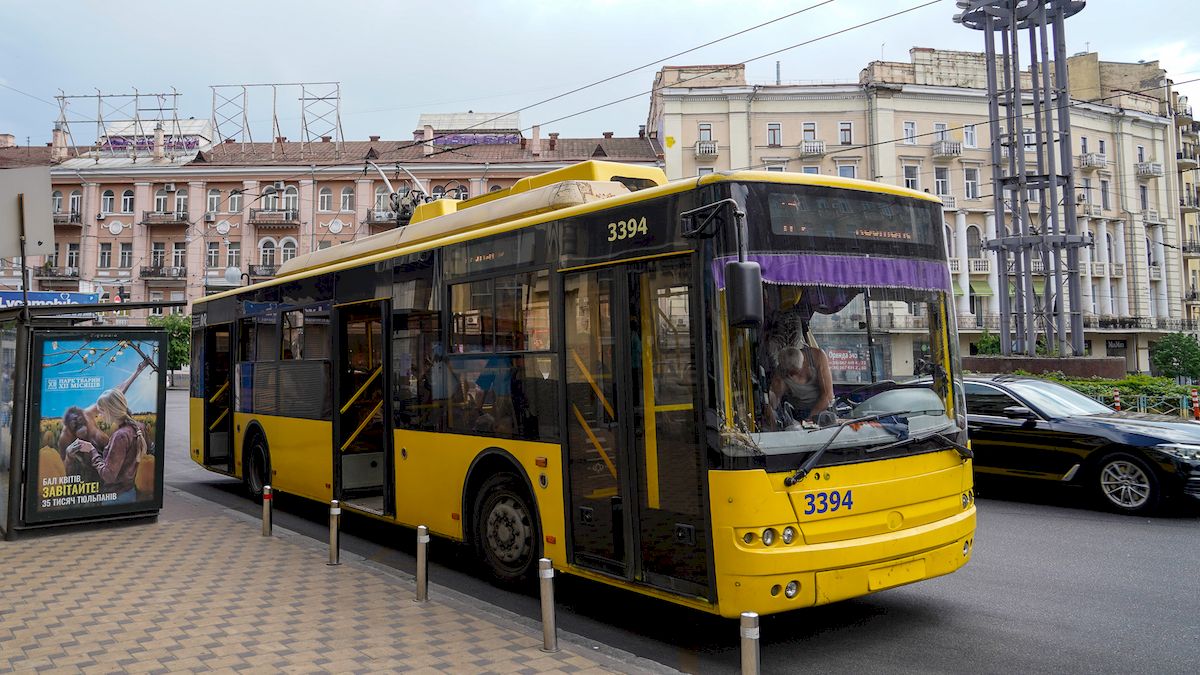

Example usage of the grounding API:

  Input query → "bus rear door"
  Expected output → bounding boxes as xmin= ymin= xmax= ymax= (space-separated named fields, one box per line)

xmin=201 ymin=323 xmax=234 ymax=473
xmin=333 ymin=299 xmax=393 ymax=516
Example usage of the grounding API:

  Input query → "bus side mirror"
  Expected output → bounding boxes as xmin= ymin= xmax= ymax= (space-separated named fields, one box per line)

xmin=726 ymin=261 xmax=763 ymax=328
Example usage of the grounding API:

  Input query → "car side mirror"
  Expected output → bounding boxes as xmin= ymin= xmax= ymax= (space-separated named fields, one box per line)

xmin=1002 ymin=405 xmax=1036 ymax=420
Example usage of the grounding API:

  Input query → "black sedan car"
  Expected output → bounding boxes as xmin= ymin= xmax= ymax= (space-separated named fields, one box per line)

xmin=964 ymin=376 xmax=1200 ymax=515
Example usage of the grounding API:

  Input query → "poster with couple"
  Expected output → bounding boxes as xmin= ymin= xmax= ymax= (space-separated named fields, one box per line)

xmin=25 ymin=329 xmax=167 ymax=524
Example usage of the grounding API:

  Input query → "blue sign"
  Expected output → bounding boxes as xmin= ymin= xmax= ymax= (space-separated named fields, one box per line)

xmin=0 ymin=292 xmax=100 ymax=309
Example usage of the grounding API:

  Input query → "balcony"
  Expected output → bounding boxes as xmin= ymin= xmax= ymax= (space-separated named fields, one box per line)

xmin=1135 ymin=161 xmax=1164 ymax=178
xmin=1183 ymin=241 xmax=1200 ymax=258
xmin=931 ymin=140 xmax=963 ymax=160
xmin=52 ymin=211 xmax=82 ymax=226
xmin=140 ymin=265 xmax=187 ymax=280
xmin=1182 ymin=192 xmax=1200 ymax=214
xmin=1186 ymin=290 xmax=1200 ymax=304
xmin=1177 ymin=103 xmax=1194 ymax=125
xmin=940 ymin=195 xmax=957 ymax=210
xmin=1142 ymin=209 xmax=1164 ymax=225
xmin=798 ymin=140 xmax=826 ymax=157
xmin=1149 ymin=264 xmax=1163 ymax=281
xmin=249 ymin=265 xmax=277 ymax=278
xmin=141 ymin=210 xmax=189 ymax=225
xmin=1082 ymin=203 xmax=1103 ymax=218
xmin=967 ymin=257 xmax=991 ymax=274
xmin=1178 ymin=148 xmax=1198 ymax=170
xmin=1078 ymin=153 xmax=1107 ymax=170
xmin=1030 ymin=258 xmax=1046 ymax=274
xmin=248 ymin=209 xmax=300 ymax=227
xmin=948 ymin=258 xmax=961 ymax=273
xmin=694 ymin=140 xmax=718 ymax=159
xmin=34 ymin=266 xmax=79 ymax=279
xmin=1110 ymin=262 xmax=1125 ymax=277
xmin=1090 ymin=261 xmax=1107 ymax=276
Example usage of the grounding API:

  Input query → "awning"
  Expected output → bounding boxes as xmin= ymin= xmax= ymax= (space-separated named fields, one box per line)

xmin=953 ymin=280 xmax=964 ymax=296
xmin=970 ymin=280 xmax=993 ymax=297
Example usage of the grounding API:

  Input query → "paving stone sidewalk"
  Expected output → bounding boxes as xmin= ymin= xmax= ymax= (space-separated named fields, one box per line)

xmin=0 ymin=489 xmax=656 ymax=674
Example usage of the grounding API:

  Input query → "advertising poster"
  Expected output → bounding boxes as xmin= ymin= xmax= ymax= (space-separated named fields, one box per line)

xmin=25 ymin=330 xmax=166 ymax=523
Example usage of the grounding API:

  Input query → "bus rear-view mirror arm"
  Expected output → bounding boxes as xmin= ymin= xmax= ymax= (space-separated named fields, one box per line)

xmin=680 ymin=199 xmax=762 ymax=328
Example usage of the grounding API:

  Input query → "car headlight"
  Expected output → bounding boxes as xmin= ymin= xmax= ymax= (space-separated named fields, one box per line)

xmin=1154 ymin=443 xmax=1200 ymax=461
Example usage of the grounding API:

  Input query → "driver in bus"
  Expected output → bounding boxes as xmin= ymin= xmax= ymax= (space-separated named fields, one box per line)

xmin=763 ymin=287 xmax=834 ymax=429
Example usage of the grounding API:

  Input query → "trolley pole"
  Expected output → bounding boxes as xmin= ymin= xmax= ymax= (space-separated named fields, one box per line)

xmin=539 ymin=558 xmax=558 ymax=653
xmin=328 ymin=499 xmax=341 ymax=566
xmin=415 ymin=525 xmax=429 ymax=602
xmin=740 ymin=612 xmax=760 ymax=675
xmin=261 ymin=485 xmax=273 ymax=536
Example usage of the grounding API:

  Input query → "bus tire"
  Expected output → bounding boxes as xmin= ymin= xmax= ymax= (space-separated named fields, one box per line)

xmin=473 ymin=472 xmax=540 ymax=584
xmin=244 ymin=432 xmax=271 ymax=502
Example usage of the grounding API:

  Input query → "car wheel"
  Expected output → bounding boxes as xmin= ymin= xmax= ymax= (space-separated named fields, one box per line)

xmin=474 ymin=472 xmax=539 ymax=584
xmin=244 ymin=434 xmax=270 ymax=502
xmin=1095 ymin=452 xmax=1161 ymax=515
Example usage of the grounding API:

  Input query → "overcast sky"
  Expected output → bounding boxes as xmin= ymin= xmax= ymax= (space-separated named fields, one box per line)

xmin=2 ymin=0 xmax=1197 ymax=145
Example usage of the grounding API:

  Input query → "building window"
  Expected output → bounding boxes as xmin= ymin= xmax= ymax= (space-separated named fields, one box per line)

xmin=934 ymin=167 xmax=950 ymax=196
xmin=259 ymin=239 xmax=276 ymax=267
xmin=698 ymin=123 xmax=713 ymax=142
xmin=101 ymin=190 xmax=115 ymax=213
xmin=262 ymin=187 xmax=279 ymax=211
xmin=169 ymin=291 xmax=185 ymax=315
xmin=964 ymin=168 xmax=980 ymax=199
xmin=903 ymin=121 xmax=917 ymax=144
xmin=1136 ymin=145 xmax=1146 ymax=162
xmin=149 ymin=291 xmax=164 ymax=316
xmin=697 ymin=167 xmax=714 ymax=176
xmin=802 ymin=122 xmax=816 ymax=142
xmin=903 ymin=165 xmax=920 ymax=191
xmin=174 ymin=190 xmax=188 ymax=214
xmin=281 ymin=186 xmax=298 ymax=211
xmin=280 ymin=238 xmax=297 ymax=263
xmin=766 ymin=165 xmax=786 ymax=172
xmin=1023 ymin=130 xmax=1035 ymax=151
xmin=120 ymin=243 xmax=133 ymax=268
xmin=172 ymin=242 xmax=186 ymax=268
xmin=767 ymin=123 xmax=782 ymax=147
xmin=340 ymin=186 xmax=354 ymax=212
xmin=151 ymin=242 xmax=166 ymax=267
xmin=51 ymin=243 xmax=59 ymax=267
xmin=1098 ymin=139 xmax=1106 ymax=155
xmin=52 ymin=190 xmax=62 ymax=213
xmin=837 ymin=164 xmax=856 ymax=179
xmin=374 ymin=185 xmax=388 ymax=211
xmin=121 ymin=190 xmax=134 ymax=213
xmin=66 ymin=243 xmax=80 ymax=268
xmin=154 ymin=189 xmax=168 ymax=213
xmin=98 ymin=243 xmax=112 ymax=268
xmin=228 ymin=190 xmax=242 ymax=213
xmin=838 ymin=122 xmax=853 ymax=145
xmin=207 ymin=189 xmax=221 ymax=213
xmin=802 ymin=166 xmax=819 ymax=174
xmin=964 ymin=124 xmax=977 ymax=148
xmin=1100 ymin=179 xmax=1110 ymax=209
xmin=1139 ymin=185 xmax=1149 ymax=211
xmin=226 ymin=242 xmax=241 ymax=268
xmin=207 ymin=241 xmax=221 ymax=268
xmin=933 ymin=123 xmax=948 ymax=142
xmin=967 ymin=226 xmax=982 ymax=258
xmin=69 ymin=190 xmax=82 ymax=214
xmin=318 ymin=187 xmax=333 ymax=212
xmin=1080 ymin=177 xmax=1092 ymax=203
xmin=1080 ymin=136 xmax=1088 ymax=154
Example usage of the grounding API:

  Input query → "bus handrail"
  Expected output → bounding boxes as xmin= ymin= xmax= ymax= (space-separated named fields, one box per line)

xmin=571 ymin=404 xmax=618 ymax=479
xmin=340 ymin=366 xmax=382 ymax=415
xmin=340 ymin=399 xmax=384 ymax=452
xmin=208 ymin=380 xmax=229 ymax=404
xmin=569 ymin=349 xmax=615 ymax=419
xmin=208 ymin=408 xmax=229 ymax=432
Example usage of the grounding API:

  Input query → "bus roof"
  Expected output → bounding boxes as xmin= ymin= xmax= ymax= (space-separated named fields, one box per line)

xmin=195 ymin=163 xmax=942 ymax=306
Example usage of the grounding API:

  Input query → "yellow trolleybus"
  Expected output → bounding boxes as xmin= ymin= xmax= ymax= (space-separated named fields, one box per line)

xmin=189 ymin=160 xmax=975 ymax=617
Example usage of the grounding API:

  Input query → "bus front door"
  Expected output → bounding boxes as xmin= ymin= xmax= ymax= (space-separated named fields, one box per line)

xmin=202 ymin=324 xmax=234 ymax=473
xmin=563 ymin=256 xmax=709 ymax=597
xmin=333 ymin=299 xmax=393 ymax=516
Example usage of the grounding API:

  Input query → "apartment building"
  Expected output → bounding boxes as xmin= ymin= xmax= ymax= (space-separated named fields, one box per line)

xmin=0 ymin=113 xmax=661 ymax=317
xmin=647 ymin=49 xmax=1191 ymax=372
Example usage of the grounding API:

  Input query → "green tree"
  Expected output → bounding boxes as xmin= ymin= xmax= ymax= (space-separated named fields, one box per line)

xmin=974 ymin=329 xmax=1001 ymax=355
xmin=1149 ymin=332 xmax=1200 ymax=380
xmin=148 ymin=313 xmax=191 ymax=382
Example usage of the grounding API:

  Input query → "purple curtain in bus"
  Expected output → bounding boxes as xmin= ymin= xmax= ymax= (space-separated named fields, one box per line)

xmin=711 ymin=254 xmax=951 ymax=293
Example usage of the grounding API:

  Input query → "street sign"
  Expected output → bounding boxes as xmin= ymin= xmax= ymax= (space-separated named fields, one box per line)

xmin=0 ymin=291 xmax=100 ymax=308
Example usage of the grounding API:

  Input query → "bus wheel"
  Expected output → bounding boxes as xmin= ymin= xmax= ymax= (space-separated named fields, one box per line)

xmin=474 ymin=473 xmax=540 ymax=584
xmin=244 ymin=434 xmax=271 ymax=502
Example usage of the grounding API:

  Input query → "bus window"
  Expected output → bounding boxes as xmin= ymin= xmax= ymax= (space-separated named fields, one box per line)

xmin=255 ymin=315 xmax=278 ymax=361
xmin=281 ymin=310 xmax=304 ymax=360
xmin=303 ymin=305 xmax=330 ymax=360
xmin=451 ymin=271 xmax=551 ymax=354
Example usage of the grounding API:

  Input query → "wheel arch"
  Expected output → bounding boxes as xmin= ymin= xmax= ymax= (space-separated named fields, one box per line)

xmin=462 ymin=447 xmax=541 ymax=544
xmin=1078 ymin=443 xmax=1163 ymax=483
xmin=240 ymin=419 xmax=269 ymax=480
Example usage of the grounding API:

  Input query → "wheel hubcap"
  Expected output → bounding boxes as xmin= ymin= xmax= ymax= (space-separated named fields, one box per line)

xmin=1100 ymin=460 xmax=1150 ymax=508
xmin=485 ymin=497 xmax=530 ymax=565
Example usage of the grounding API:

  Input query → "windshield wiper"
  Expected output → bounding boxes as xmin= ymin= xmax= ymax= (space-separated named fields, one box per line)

xmin=866 ymin=426 xmax=973 ymax=460
xmin=782 ymin=411 xmax=910 ymax=486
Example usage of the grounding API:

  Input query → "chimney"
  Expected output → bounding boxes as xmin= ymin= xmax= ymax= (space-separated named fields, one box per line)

xmin=638 ymin=125 xmax=646 ymax=139
xmin=50 ymin=123 xmax=68 ymax=161
xmin=321 ymin=135 xmax=331 ymax=143
xmin=369 ymin=135 xmax=380 ymax=142
xmin=602 ymin=131 xmax=613 ymax=139
xmin=530 ymin=125 xmax=541 ymax=156
xmin=153 ymin=123 xmax=165 ymax=160
xmin=423 ymin=124 xmax=435 ymax=156
xmin=275 ymin=136 xmax=287 ymax=143
xmin=548 ymin=132 xmax=559 ymax=151
xmin=224 ymin=138 xmax=235 ymax=144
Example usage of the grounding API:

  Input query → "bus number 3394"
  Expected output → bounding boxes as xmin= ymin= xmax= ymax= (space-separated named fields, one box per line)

xmin=802 ymin=489 xmax=854 ymax=515
xmin=607 ymin=216 xmax=649 ymax=242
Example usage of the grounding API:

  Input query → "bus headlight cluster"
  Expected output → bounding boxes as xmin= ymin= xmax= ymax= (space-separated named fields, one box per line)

xmin=961 ymin=491 xmax=974 ymax=509
xmin=743 ymin=526 xmax=799 ymax=547
xmin=781 ymin=526 xmax=796 ymax=544
xmin=762 ymin=528 xmax=777 ymax=546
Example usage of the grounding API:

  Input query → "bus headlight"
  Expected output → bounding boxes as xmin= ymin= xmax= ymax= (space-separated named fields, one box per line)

xmin=743 ymin=531 xmax=756 ymax=545
xmin=781 ymin=526 xmax=796 ymax=544
xmin=762 ymin=528 xmax=777 ymax=546
xmin=784 ymin=580 xmax=800 ymax=598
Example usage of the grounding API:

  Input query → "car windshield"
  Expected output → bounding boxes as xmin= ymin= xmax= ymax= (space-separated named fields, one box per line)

xmin=720 ymin=277 xmax=959 ymax=459
xmin=1006 ymin=380 xmax=1112 ymax=417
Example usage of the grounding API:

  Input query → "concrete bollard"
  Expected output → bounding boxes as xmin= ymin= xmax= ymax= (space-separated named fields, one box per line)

xmin=262 ymin=485 xmax=273 ymax=536
xmin=740 ymin=611 xmax=760 ymax=675
xmin=328 ymin=499 xmax=341 ymax=566
xmin=415 ymin=525 xmax=429 ymax=602
xmin=539 ymin=558 xmax=558 ymax=653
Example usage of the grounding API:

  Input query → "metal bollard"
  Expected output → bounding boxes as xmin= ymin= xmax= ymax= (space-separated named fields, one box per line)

xmin=261 ymin=485 xmax=273 ymax=537
xmin=415 ymin=525 xmax=429 ymax=602
xmin=740 ymin=612 xmax=760 ymax=675
xmin=539 ymin=558 xmax=558 ymax=653
xmin=328 ymin=499 xmax=341 ymax=566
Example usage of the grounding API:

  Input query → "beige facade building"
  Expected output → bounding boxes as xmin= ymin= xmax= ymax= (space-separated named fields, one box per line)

xmin=0 ymin=114 xmax=660 ymax=317
xmin=648 ymin=49 xmax=1194 ymax=372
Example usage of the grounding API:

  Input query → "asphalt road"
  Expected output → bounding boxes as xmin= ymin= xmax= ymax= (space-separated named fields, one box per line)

xmin=166 ymin=390 xmax=1200 ymax=674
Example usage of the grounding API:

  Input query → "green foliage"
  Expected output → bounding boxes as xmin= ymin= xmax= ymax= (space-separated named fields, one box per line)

xmin=148 ymin=313 xmax=190 ymax=372
xmin=1149 ymin=333 xmax=1200 ymax=380
xmin=1030 ymin=371 xmax=1192 ymax=399
xmin=974 ymin=329 xmax=1001 ymax=355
